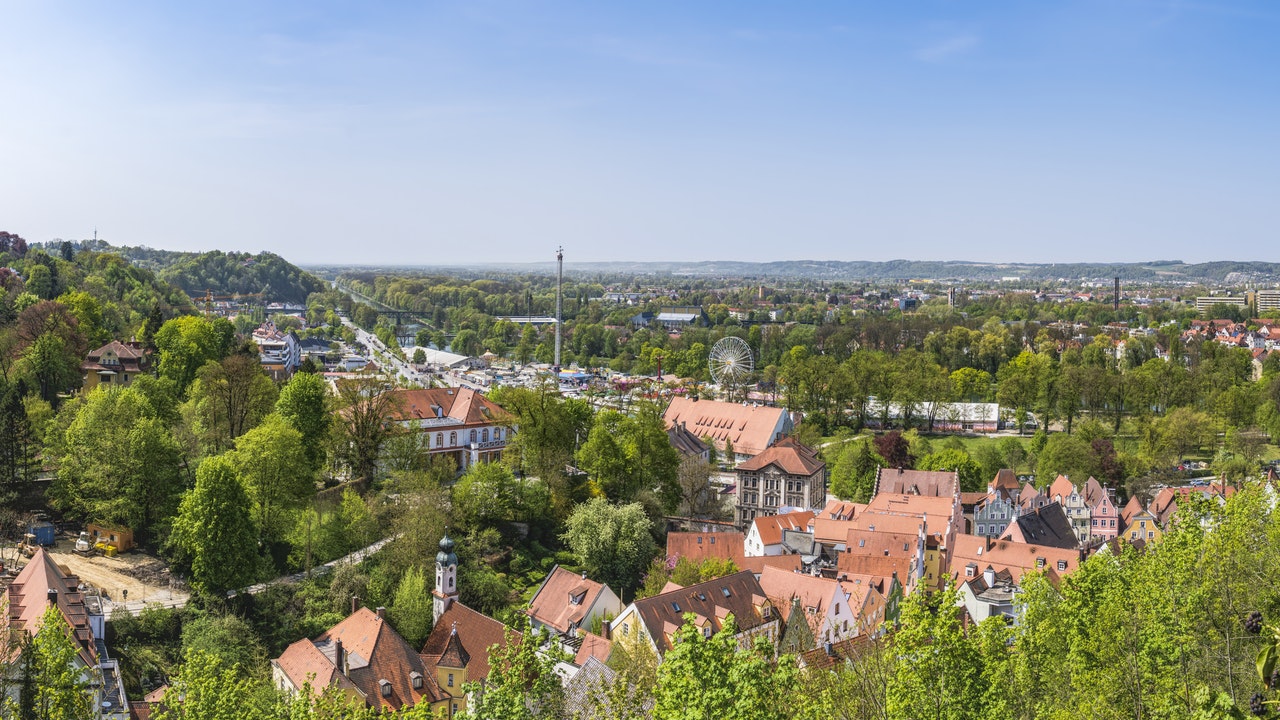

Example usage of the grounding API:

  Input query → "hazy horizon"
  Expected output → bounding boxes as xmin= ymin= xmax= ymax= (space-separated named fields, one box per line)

xmin=5 ymin=2 xmax=1279 ymax=265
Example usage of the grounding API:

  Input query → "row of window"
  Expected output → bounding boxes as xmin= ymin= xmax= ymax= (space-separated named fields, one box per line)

xmin=1090 ymin=518 xmax=1117 ymax=527
xmin=432 ymin=427 xmax=502 ymax=449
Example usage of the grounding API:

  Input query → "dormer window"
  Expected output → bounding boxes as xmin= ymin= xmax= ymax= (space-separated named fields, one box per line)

xmin=721 ymin=587 xmax=731 ymax=598
xmin=411 ymin=672 xmax=423 ymax=690
xmin=1036 ymin=557 xmax=1046 ymax=569
xmin=380 ymin=680 xmax=391 ymax=697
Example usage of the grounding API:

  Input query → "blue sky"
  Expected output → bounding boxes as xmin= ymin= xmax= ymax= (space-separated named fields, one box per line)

xmin=2 ymin=1 xmax=1278 ymax=264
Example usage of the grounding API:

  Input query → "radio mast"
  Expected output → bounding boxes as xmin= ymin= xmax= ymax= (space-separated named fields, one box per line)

xmin=554 ymin=247 xmax=563 ymax=370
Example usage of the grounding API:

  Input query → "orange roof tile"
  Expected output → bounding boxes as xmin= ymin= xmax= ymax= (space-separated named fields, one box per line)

xmin=421 ymin=602 xmax=514 ymax=682
xmin=875 ymin=468 xmax=958 ymax=497
xmin=751 ymin=511 xmax=816 ymax=547
xmin=736 ymin=436 xmax=824 ymax=476
xmin=665 ymin=532 xmax=745 ymax=562
xmin=526 ymin=566 xmax=609 ymax=635
xmin=663 ymin=397 xmax=789 ymax=457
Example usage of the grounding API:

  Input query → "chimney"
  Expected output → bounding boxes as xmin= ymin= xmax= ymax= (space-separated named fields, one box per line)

xmin=46 ymin=589 xmax=57 ymax=606
xmin=351 ymin=595 xmax=360 ymax=614
xmin=376 ymin=607 xmax=387 ymax=619
xmin=983 ymin=567 xmax=995 ymax=587
xmin=335 ymin=639 xmax=348 ymax=677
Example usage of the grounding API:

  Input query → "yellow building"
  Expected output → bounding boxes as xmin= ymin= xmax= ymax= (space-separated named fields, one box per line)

xmin=81 ymin=340 xmax=150 ymax=393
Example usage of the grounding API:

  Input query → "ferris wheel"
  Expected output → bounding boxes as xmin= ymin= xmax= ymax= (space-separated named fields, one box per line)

xmin=708 ymin=336 xmax=754 ymax=386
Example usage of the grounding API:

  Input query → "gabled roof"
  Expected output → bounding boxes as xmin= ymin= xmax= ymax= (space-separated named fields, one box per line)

xmin=874 ymin=468 xmax=958 ymax=498
xmin=1121 ymin=495 xmax=1147 ymax=526
xmin=421 ymin=602 xmax=514 ymax=682
xmin=1003 ymin=502 xmax=1078 ymax=550
xmin=863 ymin=493 xmax=955 ymax=524
xmin=574 ymin=632 xmax=613 ymax=667
xmin=631 ymin=570 xmax=773 ymax=654
xmin=757 ymin=567 xmax=843 ymax=633
xmin=836 ymin=554 xmax=911 ymax=583
xmin=990 ymin=469 xmax=1020 ymax=494
xmin=384 ymin=387 xmax=508 ymax=427
xmin=1082 ymin=478 xmax=1108 ymax=508
xmin=843 ymin=529 xmax=918 ymax=560
xmin=811 ymin=518 xmax=858 ymax=545
xmin=666 ymin=423 xmax=710 ymax=457
xmin=819 ymin=499 xmax=863 ymax=521
xmin=1048 ymin=475 xmax=1077 ymax=502
xmin=86 ymin=339 xmax=147 ymax=361
xmin=663 ymin=397 xmax=789 ymax=457
xmin=274 ymin=607 xmax=437 ymax=711
xmin=796 ymin=635 xmax=876 ymax=670
xmin=665 ymin=532 xmax=745 ymax=562
xmin=736 ymin=436 xmax=824 ymax=476
xmin=750 ymin=511 xmax=816 ymax=547
xmin=5 ymin=548 xmax=98 ymax=667
xmin=948 ymin=533 xmax=1080 ymax=583
xmin=526 ymin=566 xmax=610 ymax=635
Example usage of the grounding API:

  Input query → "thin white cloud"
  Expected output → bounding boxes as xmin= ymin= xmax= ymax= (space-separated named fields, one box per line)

xmin=915 ymin=33 xmax=980 ymax=63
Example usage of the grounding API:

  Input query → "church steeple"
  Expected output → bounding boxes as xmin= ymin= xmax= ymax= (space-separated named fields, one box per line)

xmin=434 ymin=533 xmax=459 ymax=624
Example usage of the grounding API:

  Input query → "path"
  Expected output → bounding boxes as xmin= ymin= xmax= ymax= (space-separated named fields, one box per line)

xmin=104 ymin=535 xmax=396 ymax=618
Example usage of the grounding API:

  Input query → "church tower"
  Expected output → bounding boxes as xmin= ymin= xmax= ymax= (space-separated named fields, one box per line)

xmin=433 ymin=533 xmax=459 ymax=624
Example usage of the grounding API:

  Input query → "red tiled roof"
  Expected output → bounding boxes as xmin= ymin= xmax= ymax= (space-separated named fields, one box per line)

xmin=736 ymin=555 xmax=803 ymax=575
xmin=751 ymin=511 xmax=815 ymax=547
xmin=736 ymin=436 xmax=824 ymax=476
xmin=574 ymin=632 xmax=612 ymax=666
xmin=875 ymin=468 xmax=958 ymax=497
xmin=273 ymin=607 xmax=436 ymax=711
xmin=5 ymin=548 xmax=97 ymax=667
xmin=421 ymin=602 xmax=514 ymax=682
xmin=663 ymin=397 xmax=789 ymax=457
xmin=526 ymin=566 xmax=609 ymax=635
xmin=665 ymin=532 xmax=745 ymax=562
xmin=384 ymin=387 xmax=509 ymax=426
xmin=990 ymin=469 xmax=1020 ymax=493
xmin=632 ymin=570 xmax=775 ymax=654
xmin=757 ymin=566 xmax=843 ymax=625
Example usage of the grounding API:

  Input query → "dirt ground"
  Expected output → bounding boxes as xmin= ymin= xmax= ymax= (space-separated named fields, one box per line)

xmin=27 ymin=538 xmax=189 ymax=608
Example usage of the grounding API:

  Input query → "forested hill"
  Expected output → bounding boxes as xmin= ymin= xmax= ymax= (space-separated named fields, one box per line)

xmin=310 ymin=259 xmax=1280 ymax=284
xmin=92 ymin=243 xmax=326 ymax=304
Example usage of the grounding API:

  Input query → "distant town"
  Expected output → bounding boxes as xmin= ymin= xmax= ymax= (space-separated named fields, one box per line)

xmin=2 ymin=235 xmax=1279 ymax=719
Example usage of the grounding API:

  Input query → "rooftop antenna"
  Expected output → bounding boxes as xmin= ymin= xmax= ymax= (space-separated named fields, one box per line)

xmin=554 ymin=246 xmax=563 ymax=370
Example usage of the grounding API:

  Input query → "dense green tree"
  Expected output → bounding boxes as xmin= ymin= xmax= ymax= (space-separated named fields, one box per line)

xmin=388 ymin=566 xmax=434 ymax=649
xmin=169 ymin=455 xmax=261 ymax=594
xmin=563 ymin=498 xmax=656 ymax=598
xmin=462 ymin=629 xmax=563 ymax=720
xmin=916 ymin=448 xmax=984 ymax=493
xmin=232 ymin=414 xmax=311 ymax=544
xmin=186 ymin=352 xmax=278 ymax=453
xmin=829 ymin=439 xmax=884 ymax=502
xmin=26 ymin=605 xmax=92 ymax=720
xmin=51 ymin=386 xmax=184 ymax=536
xmin=1034 ymin=433 xmax=1100 ymax=484
xmin=653 ymin=616 xmax=800 ymax=720
xmin=331 ymin=372 xmax=403 ymax=482
xmin=274 ymin=371 xmax=331 ymax=475
xmin=154 ymin=316 xmax=230 ymax=396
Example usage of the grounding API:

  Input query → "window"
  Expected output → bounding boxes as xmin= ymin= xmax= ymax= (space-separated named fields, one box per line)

xmin=494 ymin=428 xmax=502 ymax=440
xmin=453 ymin=703 xmax=458 ymax=714
xmin=448 ymin=673 xmax=454 ymax=688
xmin=482 ymin=429 xmax=489 ymax=442
xmin=469 ymin=430 xmax=476 ymax=444
xmin=1110 ymin=519 xmax=1116 ymax=528
xmin=437 ymin=433 xmax=444 ymax=448
xmin=411 ymin=672 xmax=423 ymax=690
xmin=762 ymin=606 xmax=772 ymax=618
xmin=623 ymin=622 xmax=631 ymax=636
xmin=697 ymin=536 xmax=703 ymax=544
xmin=721 ymin=587 xmax=731 ymax=598
xmin=1057 ymin=560 xmax=1067 ymax=571
xmin=450 ymin=431 xmax=457 ymax=446
xmin=671 ymin=602 xmax=681 ymax=612
xmin=380 ymin=680 xmax=391 ymax=697
xmin=1036 ymin=557 xmax=1045 ymax=569
xmin=858 ymin=539 xmax=865 ymax=548
xmin=703 ymin=626 xmax=712 ymax=638
xmin=1148 ymin=531 xmax=1155 ymax=539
